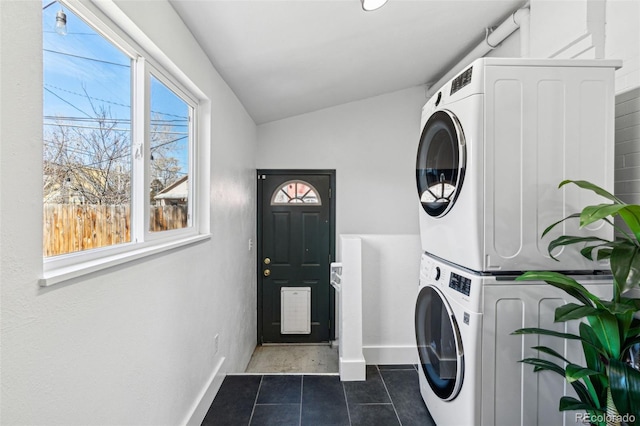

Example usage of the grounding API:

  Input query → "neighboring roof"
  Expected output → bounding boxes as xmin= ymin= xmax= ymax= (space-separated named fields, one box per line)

xmin=154 ymin=175 xmax=188 ymax=200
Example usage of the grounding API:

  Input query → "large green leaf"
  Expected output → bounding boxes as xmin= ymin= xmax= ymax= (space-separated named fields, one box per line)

xmin=520 ymin=357 xmax=566 ymax=376
xmin=512 ymin=327 xmax=581 ymax=341
xmin=542 ymin=213 xmax=581 ymax=238
xmin=555 ymin=303 xmax=600 ymax=322
xmin=587 ymin=312 xmax=621 ymax=358
xmin=547 ymin=236 xmax=612 ymax=261
xmin=559 ymin=396 xmax=601 ymax=413
xmin=609 ymin=358 xmax=640 ymax=422
xmin=580 ymin=322 xmax=607 ymax=402
xmin=622 ymin=298 xmax=640 ymax=310
xmin=532 ymin=345 xmax=570 ymax=364
xmin=610 ymin=242 xmax=640 ymax=296
xmin=598 ymin=300 xmax=639 ymax=316
xmin=580 ymin=322 xmax=605 ymax=360
xmin=623 ymin=337 xmax=640 ymax=353
xmin=581 ymin=245 xmax=613 ymax=261
xmin=616 ymin=310 xmax=636 ymax=343
xmin=517 ymin=271 xmax=601 ymax=307
xmin=581 ymin=204 xmax=628 ymax=228
xmin=521 ymin=357 xmax=596 ymax=406
xmin=559 ymin=180 xmax=622 ymax=204
xmin=565 ymin=363 xmax=605 ymax=406
xmin=618 ymin=204 xmax=640 ymax=242
xmin=566 ymin=363 xmax=604 ymax=383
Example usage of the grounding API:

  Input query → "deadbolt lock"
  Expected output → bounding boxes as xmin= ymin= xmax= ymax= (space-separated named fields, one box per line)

xmin=264 ymin=257 xmax=271 ymax=265
xmin=263 ymin=269 xmax=271 ymax=277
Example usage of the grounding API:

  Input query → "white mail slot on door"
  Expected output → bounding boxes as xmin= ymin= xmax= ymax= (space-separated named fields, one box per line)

xmin=281 ymin=287 xmax=311 ymax=334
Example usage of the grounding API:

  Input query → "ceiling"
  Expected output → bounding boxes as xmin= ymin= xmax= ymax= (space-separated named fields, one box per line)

xmin=169 ymin=0 xmax=526 ymax=124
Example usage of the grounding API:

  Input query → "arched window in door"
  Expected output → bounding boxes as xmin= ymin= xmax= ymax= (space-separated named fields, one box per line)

xmin=271 ymin=180 xmax=322 ymax=205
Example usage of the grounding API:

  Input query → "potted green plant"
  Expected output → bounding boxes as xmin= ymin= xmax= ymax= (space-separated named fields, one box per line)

xmin=512 ymin=180 xmax=640 ymax=426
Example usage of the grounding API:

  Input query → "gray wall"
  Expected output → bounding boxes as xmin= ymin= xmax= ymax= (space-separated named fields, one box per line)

xmin=615 ymin=88 xmax=640 ymax=204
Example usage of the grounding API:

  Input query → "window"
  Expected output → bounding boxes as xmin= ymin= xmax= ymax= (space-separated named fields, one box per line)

xmin=41 ymin=0 xmax=204 ymax=284
xmin=149 ymin=74 xmax=192 ymax=232
xmin=43 ymin=1 xmax=133 ymax=256
xmin=271 ymin=180 xmax=321 ymax=205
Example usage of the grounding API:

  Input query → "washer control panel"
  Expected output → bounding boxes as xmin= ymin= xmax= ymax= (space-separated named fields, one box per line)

xmin=449 ymin=272 xmax=471 ymax=296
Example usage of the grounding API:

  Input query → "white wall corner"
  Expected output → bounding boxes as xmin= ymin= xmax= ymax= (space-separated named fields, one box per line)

xmin=587 ymin=0 xmax=606 ymax=58
xmin=183 ymin=357 xmax=226 ymax=426
xmin=338 ymin=235 xmax=366 ymax=381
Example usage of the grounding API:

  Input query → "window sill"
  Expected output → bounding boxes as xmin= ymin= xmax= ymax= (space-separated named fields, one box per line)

xmin=40 ymin=234 xmax=211 ymax=287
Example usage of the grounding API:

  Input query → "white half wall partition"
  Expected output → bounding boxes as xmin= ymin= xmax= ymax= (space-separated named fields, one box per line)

xmin=337 ymin=235 xmax=366 ymax=381
xmin=359 ymin=234 xmax=421 ymax=365
xmin=337 ymin=234 xmax=421 ymax=375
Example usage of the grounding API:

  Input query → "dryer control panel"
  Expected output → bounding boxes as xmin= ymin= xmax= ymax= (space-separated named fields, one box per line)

xmin=450 ymin=66 xmax=473 ymax=95
xmin=449 ymin=272 xmax=471 ymax=296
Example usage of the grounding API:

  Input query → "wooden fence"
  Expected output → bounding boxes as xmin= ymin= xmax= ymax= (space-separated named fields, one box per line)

xmin=149 ymin=204 xmax=189 ymax=232
xmin=43 ymin=204 xmax=187 ymax=257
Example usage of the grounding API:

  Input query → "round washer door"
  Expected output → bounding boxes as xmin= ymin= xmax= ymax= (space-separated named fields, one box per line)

xmin=416 ymin=110 xmax=466 ymax=217
xmin=415 ymin=285 xmax=464 ymax=401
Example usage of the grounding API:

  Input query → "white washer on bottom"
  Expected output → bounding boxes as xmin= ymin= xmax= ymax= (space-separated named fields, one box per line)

xmin=415 ymin=253 xmax=612 ymax=426
xmin=415 ymin=253 xmax=482 ymax=425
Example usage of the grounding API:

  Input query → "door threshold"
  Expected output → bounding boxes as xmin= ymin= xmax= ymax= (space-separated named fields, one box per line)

xmin=232 ymin=372 xmax=340 ymax=376
xmin=261 ymin=342 xmax=332 ymax=347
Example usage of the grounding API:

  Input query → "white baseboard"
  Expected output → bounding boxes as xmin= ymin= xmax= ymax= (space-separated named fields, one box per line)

xmin=339 ymin=356 xmax=366 ymax=381
xmin=183 ymin=356 xmax=226 ymax=426
xmin=362 ymin=345 xmax=419 ymax=365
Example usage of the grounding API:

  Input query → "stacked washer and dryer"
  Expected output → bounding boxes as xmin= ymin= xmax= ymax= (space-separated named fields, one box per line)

xmin=414 ymin=58 xmax=620 ymax=426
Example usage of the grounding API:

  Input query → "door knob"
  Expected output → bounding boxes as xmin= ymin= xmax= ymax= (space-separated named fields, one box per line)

xmin=264 ymin=257 xmax=271 ymax=265
xmin=263 ymin=269 xmax=271 ymax=277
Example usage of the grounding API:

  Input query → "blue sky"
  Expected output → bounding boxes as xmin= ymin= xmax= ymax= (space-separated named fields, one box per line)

xmin=42 ymin=0 xmax=189 ymax=176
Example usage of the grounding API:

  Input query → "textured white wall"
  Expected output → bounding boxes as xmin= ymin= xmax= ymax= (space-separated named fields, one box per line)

xmin=359 ymin=234 xmax=421 ymax=365
xmin=529 ymin=0 xmax=640 ymax=204
xmin=0 ymin=1 xmax=257 ymax=425
xmin=530 ymin=0 xmax=589 ymax=58
xmin=257 ymin=86 xmax=426 ymax=237
xmin=606 ymin=0 xmax=640 ymax=94
xmin=607 ymin=1 xmax=640 ymax=209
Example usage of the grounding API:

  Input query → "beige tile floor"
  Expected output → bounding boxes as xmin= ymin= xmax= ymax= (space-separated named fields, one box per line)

xmin=245 ymin=344 xmax=339 ymax=374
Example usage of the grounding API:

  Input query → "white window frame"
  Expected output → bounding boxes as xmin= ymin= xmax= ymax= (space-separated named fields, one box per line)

xmin=143 ymin=64 xmax=197 ymax=242
xmin=41 ymin=0 xmax=210 ymax=286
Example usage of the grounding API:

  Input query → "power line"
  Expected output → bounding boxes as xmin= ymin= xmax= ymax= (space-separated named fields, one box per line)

xmin=44 ymin=121 xmax=188 ymax=137
xmin=44 ymin=86 xmax=93 ymax=118
xmin=43 ymin=31 xmax=98 ymax=36
xmin=44 ymin=115 xmax=188 ymax=126
xmin=151 ymin=136 xmax=188 ymax=151
xmin=43 ymin=48 xmax=130 ymax=68
xmin=44 ymin=83 xmax=131 ymax=109
xmin=44 ymin=84 xmax=190 ymax=120
xmin=44 ymin=122 xmax=130 ymax=132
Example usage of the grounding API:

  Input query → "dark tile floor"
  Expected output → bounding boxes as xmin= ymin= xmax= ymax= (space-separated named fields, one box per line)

xmin=201 ymin=364 xmax=435 ymax=426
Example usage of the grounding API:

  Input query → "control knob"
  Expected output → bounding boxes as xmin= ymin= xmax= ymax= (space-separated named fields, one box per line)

xmin=432 ymin=266 xmax=441 ymax=281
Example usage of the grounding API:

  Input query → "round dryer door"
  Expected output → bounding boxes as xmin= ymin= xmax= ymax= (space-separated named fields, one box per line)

xmin=416 ymin=110 xmax=466 ymax=217
xmin=415 ymin=285 xmax=464 ymax=401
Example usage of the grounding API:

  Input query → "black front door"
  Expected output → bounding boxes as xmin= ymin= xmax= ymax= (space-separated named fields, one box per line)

xmin=257 ymin=170 xmax=335 ymax=343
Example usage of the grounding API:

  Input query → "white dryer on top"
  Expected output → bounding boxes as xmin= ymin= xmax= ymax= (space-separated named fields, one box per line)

xmin=416 ymin=57 xmax=620 ymax=273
